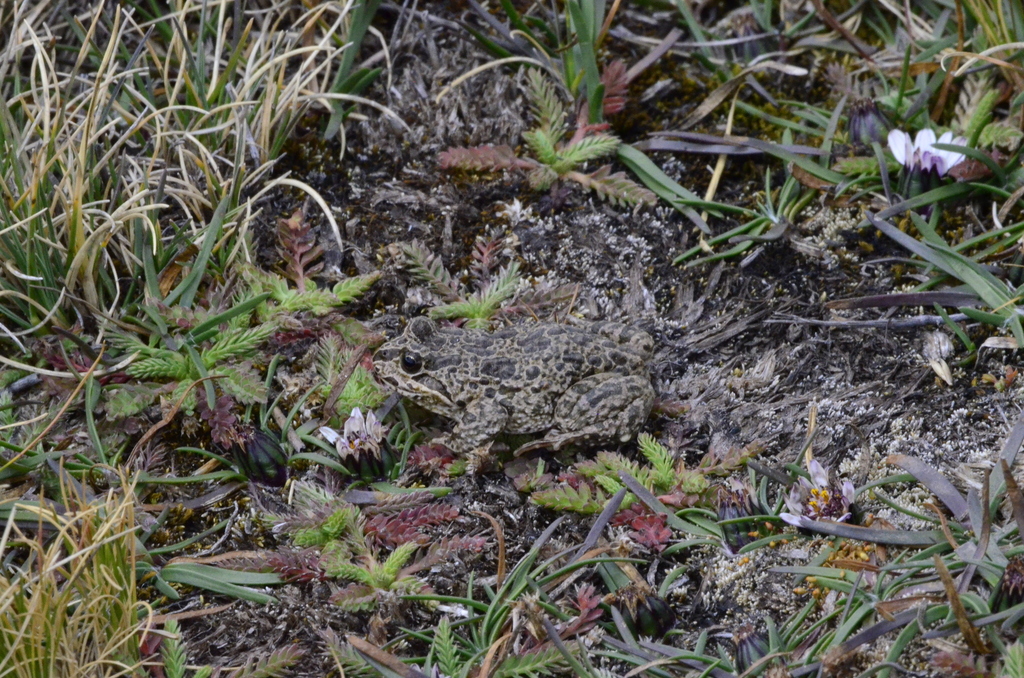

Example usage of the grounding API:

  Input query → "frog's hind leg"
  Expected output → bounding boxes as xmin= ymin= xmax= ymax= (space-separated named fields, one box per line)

xmin=514 ymin=373 xmax=654 ymax=456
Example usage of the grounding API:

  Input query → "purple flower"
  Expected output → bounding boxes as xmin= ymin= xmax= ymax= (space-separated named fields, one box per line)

xmin=887 ymin=128 xmax=966 ymax=177
xmin=780 ymin=459 xmax=855 ymax=526
xmin=319 ymin=408 xmax=391 ymax=480
xmin=229 ymin=427 xmax=289 ymax=487
xmin=321 ymin=408 xmax=386 ymax=454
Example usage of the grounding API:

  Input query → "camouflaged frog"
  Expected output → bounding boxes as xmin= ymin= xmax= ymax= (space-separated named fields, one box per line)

xmin=373 ymin=317 xmax=655 ymax=455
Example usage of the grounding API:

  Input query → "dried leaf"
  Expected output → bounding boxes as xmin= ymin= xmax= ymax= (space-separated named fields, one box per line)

xmin=439 ymin=145 xmax=532 ymax=172
xmin=158 ymin=244 xmax=199 ymax=297
xmin=792 ymin=163 xmax=835 ymax=189
xmin=573 ymin=165 xmax=657 ymax=206
xmin=934 ymin=554 xmax=991 ymax=654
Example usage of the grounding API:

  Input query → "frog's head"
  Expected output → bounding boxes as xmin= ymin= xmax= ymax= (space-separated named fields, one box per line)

xmin=372 ymin=317 xmax=461 ymax=417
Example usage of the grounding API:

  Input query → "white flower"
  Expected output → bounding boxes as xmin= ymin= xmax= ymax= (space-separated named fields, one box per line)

xmin=780 ymin=459 xmax=856 ymax=527
xmin=887 ymin=128 xmax=966 ymax=177
xmin=320 ymin=407 xmax=386 ymax=456
xmin=319 ymin=408 xmax=390 ymax=479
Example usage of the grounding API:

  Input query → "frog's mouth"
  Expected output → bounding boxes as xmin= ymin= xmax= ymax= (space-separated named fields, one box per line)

xmin=390 ymin=373 xmax=458 ymax=412
xmin=407 ymin=375 xmax=450 ymax=401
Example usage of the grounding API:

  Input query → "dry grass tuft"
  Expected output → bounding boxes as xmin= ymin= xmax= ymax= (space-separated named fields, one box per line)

xmin=0 ymin=0 xmax=395 ymax=348
xmin=0 ymin=468 xmax=151 ymax=678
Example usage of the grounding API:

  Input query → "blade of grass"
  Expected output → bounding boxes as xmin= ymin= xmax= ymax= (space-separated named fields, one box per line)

xmin=164 ymin=195 xmax=229 ymax=308
xmin=159 ymin=562 xmax=280 ymax=604
xmin=616 ymin=145 xmax=714 ymax=233
xmin=325 ymin=0 xmax=385 ymax=139
xmin=885 ymin=454 xmax=968 ymax=519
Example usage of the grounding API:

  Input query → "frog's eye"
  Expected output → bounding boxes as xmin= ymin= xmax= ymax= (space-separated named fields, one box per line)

xmin=401 ymin=353 xmax=422 ymax=373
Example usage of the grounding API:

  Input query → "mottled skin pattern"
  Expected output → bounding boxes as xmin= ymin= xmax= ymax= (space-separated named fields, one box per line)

xmin=373 ymin=317 xmax=655 ymax=455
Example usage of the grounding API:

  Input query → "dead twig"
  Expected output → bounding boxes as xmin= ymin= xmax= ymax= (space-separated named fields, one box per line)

xmin=471 ymin=509 xmax=506 ymax=587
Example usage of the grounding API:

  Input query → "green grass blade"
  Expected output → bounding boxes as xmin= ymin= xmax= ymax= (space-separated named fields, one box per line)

xmin=159 ymin=562 xmax=280 ymax=604
xmin=164 ymin=195 xmax=229 ymax=308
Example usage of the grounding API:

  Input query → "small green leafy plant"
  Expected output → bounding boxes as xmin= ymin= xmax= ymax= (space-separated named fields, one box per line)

xmin=270 ymin=484 xmax=485 ymax=614
xmin=527 ymin=434 xmax=758 ymax=514
xmin=391 ymin=237 xmax=579 ymax=329
xmin=313 ymin=335 xmax=387 ymax=420
xmin=107 ymin=294 xmax=277 ymax=417
xmin=241 ymin=206 xmax=380 ymax=320
xmin=441 ymin=69 xmax=655 ymax=207
xmin=392 ymin=239 xmax=521 ymax=328
xmin=107 ymin=207 xmax=380 ymax=420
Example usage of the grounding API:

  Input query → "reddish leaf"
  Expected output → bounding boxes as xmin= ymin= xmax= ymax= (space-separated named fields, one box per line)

xmin=556 ymin=472 xmax=588 ymax=490
xmin=470 ymin=237 xmax=504 ymax=285
xmin=601 ymin=60 xmax=629 ymax=115
xmin=561 ymin=584 xmax=605 ymax=637
xmin=265 ymin=549 xmax=329 ymax=583
xmin=929 ymin=650 xmax=992 ymax=678
xmin=365 ymin=504 xmax=461 ymax=547
xmin=573 ymin=584 xmax=603 ymax=617
xmin=277 ymin=204 xmax=323 ymax=293
xmin=408 ymin=444 xmax=455 ymax=472
xmin=657 ymin=491 xmax=703 ymax=508
xmin=197 ymin=395 xmax=238 ymax=449
xmin=948 ymin=151 xmax=1006 ymax=182
xmin=610 ymin=504 xmax=652 ymax=527
xmin=628 ymin=512 xmax=672 ymax=553
xmin=439 ymin=145 xmax=530 ymax=172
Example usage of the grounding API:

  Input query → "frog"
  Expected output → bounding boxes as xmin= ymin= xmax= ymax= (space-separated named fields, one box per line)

xmin=372 ymin=317 xmax=655 ymax=455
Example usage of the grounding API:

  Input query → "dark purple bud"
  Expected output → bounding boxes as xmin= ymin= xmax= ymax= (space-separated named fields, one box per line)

xmin=231 ymin=427 xmax=289 ymax=487
xmin=734 ymin=623 xmax=770 ymax=673
xmin=847 ymin=97 xmax=890 ymax=146
xmin=616 ymin=584 xmax=675 ymax=638
xmin=726 ymin=9 xmax=772 ymax=63
xmin=716 ymin=482 xmax=765 ymax=554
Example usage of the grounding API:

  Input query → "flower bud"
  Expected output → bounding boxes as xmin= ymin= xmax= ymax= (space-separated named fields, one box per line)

xmin=230 ymin=427 xmax=289 ymax=487
xmin=847 ymin=98 xmax=890 ymax=146
xmin=734 ymin=623 xmax=770 ymax=673
xmin=616 ymin=585 xmax=675 ymax=638
xmin=717 ymin=481 xmax=764 ymax=554
xmin=728 ymin=9 xmax=769 ymax=63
